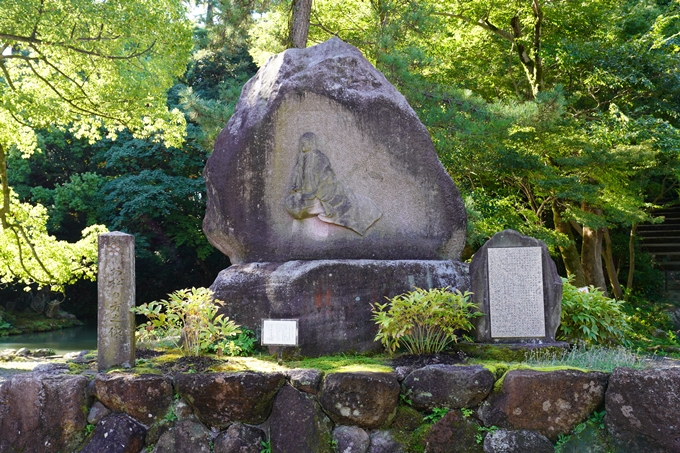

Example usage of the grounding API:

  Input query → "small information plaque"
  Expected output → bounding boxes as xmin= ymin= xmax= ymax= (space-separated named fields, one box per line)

xmin=261 ymin=319 xmax=299 ymax=346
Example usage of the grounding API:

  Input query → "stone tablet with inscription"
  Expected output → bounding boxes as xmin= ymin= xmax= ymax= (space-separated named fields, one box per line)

xmin=97 ymin=232 xmax=135 ymax=370
xmin=470 ymin=230 xmax=562 ymax=343
xmin=203 ymin=37 xmax=466 ymax=263
xmin=488 ymin=247 xmax=545 ymax=338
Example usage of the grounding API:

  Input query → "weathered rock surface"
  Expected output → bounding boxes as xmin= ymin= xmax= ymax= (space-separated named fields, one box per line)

xmin=79 ymin=413 xmax=146 ymax=453
xmin=333 ymin=425 xmax=370 ymax=453
xmin=87 ymin=401 xmax=112 ymax=425
xmin=203 ymin=37 xmax=466 ymax=264
xmin=319 ymin=372 xmax=399 ymax=429
xmin=285 ymin=368 xmax=324 ymax=394
xmin=175 ymin=372 xmax=285 ymax=429
xmin=152 ymin=419 xmax=211 ymax=453
xmin=368 ymin=430 xmax=405 ymax=453
xmin=391 ymin=406 xmax=424 ymax=432
xmin=93 ymin=373 xmax=174 ymax=423
xmin=424 ymin=410 xmax=483 ymax=453
xmin=269 ymin=384 xmax=333 ymax=453
xmin=210 ymin=259 xmax=469 ymax=356
xmin=605 ymin=367 xmax=680 ymax=452
xmin=213 ymin=423 xmax=265 ymax=453
xmin=402 ymin=365 xmax=495 ymax=411
xmin=0 ymin=373 xmax=89 ymax=453
xmin=470 ymin=229 xmax=563 ymax=342
xmin=483 ymin=429 xmax=554 ymax=453
xmin=479 ymin=369 xmax=608 ymax=441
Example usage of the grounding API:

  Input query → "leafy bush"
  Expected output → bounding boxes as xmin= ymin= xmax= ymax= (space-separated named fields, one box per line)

xmin=209 ymin=328 xmax=257 ymax=357
xmin=372 ymin=287 xmax=480 ymax=355
xmin=132 ymin=287 xmax=241 ymax=357
xmin=559 ymin=278 xmax=631 ymax=346
xmin=0 ymin=309 xmax=11 ymax=331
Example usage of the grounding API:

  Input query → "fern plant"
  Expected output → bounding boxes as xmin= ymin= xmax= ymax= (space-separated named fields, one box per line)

xmin=559 ymin=278 xmax=630 ymax=345
xmin=372 ymin=287 xmax=480 ymax=355
xmin=132 ymin=287 xmax=241 ymax=357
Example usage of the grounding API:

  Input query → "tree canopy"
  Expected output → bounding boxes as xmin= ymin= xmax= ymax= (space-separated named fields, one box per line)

xmin=0 ymin=0 xmax=193 ymax=292
xmin=249 ymin=0 xmax=680 ymax=296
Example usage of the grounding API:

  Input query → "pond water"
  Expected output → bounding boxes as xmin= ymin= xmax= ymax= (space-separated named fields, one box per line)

xmin=0 ymin=325 xmax=97 ymax=355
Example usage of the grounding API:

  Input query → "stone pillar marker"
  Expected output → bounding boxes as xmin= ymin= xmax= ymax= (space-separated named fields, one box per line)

xmin=97 ymin=232 xmax=135 ymax=371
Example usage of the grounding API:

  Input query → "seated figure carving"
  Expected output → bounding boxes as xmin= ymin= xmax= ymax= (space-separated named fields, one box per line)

xmin=284 ymin=132 xmax=382 ymax=236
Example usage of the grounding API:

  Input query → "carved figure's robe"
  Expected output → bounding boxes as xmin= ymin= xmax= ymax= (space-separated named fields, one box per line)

xmin=284 ymin=148 xmax=382 ymax=235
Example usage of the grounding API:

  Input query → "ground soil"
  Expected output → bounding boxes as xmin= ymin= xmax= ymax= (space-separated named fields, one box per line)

xmin=388 ymin=351 xmax=466 ymax=369
xmin=155 ymin=355 xmax=224 ymax=374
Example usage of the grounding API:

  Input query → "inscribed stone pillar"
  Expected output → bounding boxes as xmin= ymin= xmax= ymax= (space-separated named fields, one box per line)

xmin=97 ymin=232 xmax=135 ymax=371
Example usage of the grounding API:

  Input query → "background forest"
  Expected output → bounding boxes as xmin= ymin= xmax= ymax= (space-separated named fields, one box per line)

xmin=1 ymin=0 xmax=679 ymax=338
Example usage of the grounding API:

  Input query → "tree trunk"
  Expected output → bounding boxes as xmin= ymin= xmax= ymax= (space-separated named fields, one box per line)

xmin=602 ymin=227 xmax=623 ymax=299
xmin=626 ymin=223 xmax=638 ymax=296
xmin=552 ymin=205 xmax=586 ymax=286
xmin=287 ymin=0 xmax=313 ymax=48
xmin=0 ymin=142 xmax=9 ymax=228
xmin=581 ymin=204 xmax=608 ymax=294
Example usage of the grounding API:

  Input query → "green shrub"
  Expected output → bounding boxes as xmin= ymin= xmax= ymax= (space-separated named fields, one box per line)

xmin=0 ymin=310 xmax=11 ymax=331
xmin=372 ymin=287 xmax=480 ymax=355
xmin=132 ymin=287 xmax=241 ymax=357
xmin=559 ymin=278 xmax=631 ymax=346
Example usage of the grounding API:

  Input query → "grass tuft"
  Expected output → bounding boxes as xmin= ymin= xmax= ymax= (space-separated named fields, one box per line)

xmin=524 ymin=345 xmax=648 ymax=372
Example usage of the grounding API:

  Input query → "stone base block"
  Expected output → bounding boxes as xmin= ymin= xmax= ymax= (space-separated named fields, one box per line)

xmin=209 ymin=260 xmax=469 ymax=356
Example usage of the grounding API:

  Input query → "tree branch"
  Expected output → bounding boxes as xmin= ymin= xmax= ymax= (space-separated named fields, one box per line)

xmin=0 ymin=33 xmax=156 ymax=60
xmin=431 ymin=11 xmax=514 ymax=42
xmin=25 ymin=58 xmax=127 ymax=123
xmin=0 ymin=60 xmax=16 ymax=91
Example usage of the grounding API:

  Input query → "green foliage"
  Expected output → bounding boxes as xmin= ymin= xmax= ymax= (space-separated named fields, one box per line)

xmin=0 ymin=0 xmax=193 ymax=292
xmin=0 ymin=189 xmax=107 ymax=292
xmin=0 ymin=0 xmax=192 ymax=153
xmin=163 ymin=408 xmax=178 ymax=423
xmin=132 ymin=287 xmax=241 ymax=357
xmin=372 ymin=287 xmax=480 ymax=355
xmin=260 ymin=439 xmax=272 ymax=453
xmin=423 ymin=407 xmax=450 ymax=424
xmin=475 ymin=425 xmax=499 ymax=445
xmin=624 ymin=293 xmax=674 ymax=335
xmin=0 ymin=308 xmax=12 ymax=331
xmin=554 ymin=411 xmax=607 ymax=453
xmin=210 ymin=328 xmax=256 ymax=357
xmin=559 ymin=278 xmax=631 ymax=345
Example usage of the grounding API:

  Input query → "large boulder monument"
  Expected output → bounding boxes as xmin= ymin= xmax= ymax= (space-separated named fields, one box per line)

xmin=203 ymin=38 xmax=468 ymax=355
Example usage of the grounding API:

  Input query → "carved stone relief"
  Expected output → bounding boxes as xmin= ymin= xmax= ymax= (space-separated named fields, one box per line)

xmin=284 ymin=132 xmax=382 ymax=235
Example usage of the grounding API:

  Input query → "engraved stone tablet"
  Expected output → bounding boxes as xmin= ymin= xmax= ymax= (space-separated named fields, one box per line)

xmin=98 ymin=232 xmax=135 ymax=371
xmin=262 ymin=319 xmax=299 ymax=346
xmin=470 ymin=229 xmax=563 ymax=343
xmin=488 ymin=247 xmax=545 ymax=338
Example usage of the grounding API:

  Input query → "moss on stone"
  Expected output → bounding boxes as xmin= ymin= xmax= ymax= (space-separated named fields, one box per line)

xmin=455 ymin=342 xmax=569 ymax=362
xmin=484 ymin=363 xmax=596 ymax=392
xmin=391 ymin=405 xmax=425 ymax=432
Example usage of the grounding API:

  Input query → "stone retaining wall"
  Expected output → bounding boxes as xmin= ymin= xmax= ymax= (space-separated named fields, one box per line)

xmin=0 ymin=364 xmax=678 ymax=452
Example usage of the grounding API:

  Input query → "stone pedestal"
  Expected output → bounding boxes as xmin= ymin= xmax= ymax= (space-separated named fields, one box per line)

xmin=97 ymin=232 xmax=135 ymax=371
xmin=210 ymin=260 xmax=469 ymax=356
